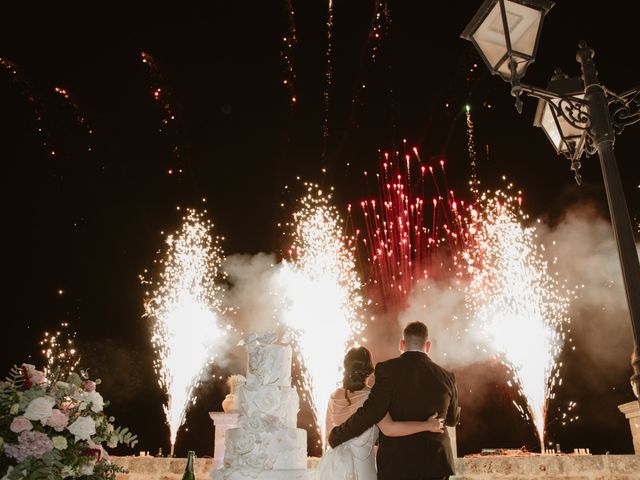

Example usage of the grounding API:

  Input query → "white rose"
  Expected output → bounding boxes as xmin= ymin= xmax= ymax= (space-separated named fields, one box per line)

xmin=74 ymin=390 xmax=104 ymax=413
xmin=68 ymin=416 xmax=96 ymax=442
xmin=79 ymin=462 xmax=95 ymax=476
xmin=85 ymin=391 xmax=104 ymax=413
xmin=24 ymin=396 xmax=55 ymax=425
xmin=52 ymin=436 xmax=68 ymax=450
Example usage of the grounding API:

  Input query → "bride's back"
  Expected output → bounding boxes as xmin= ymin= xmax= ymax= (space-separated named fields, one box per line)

xmin=327 ymin=387 xmax=371 ymax=429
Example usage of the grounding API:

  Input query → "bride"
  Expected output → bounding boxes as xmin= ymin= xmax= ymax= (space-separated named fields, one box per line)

xmin=317 ymin=346 xmax=443 ymax=480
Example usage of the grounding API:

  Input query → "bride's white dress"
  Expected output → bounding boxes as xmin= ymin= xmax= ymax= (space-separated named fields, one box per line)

xmin=317 ymin=387 xmax=378 ymax=480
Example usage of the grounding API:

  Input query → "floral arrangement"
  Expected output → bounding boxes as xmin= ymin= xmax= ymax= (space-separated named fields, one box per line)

xmin=0 ymin=364 xmax=138 ymax=479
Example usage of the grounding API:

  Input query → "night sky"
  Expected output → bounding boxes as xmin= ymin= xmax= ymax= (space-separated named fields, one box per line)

xmin=2 ymin=0 xmax=639 ymax=460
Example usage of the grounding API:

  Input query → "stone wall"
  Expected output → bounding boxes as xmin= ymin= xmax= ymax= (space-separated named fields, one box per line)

xmin=112 ymin=455 xmax=640 ymax=480
xmin=111 ymin=456 xmax=214 ymax=480
xmin=452 ymin=455 xmax=640 ymax=480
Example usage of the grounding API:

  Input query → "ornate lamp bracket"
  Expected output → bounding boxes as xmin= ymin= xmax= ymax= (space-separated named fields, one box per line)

xmin=606 ymin=86 xmax=640 ymax=136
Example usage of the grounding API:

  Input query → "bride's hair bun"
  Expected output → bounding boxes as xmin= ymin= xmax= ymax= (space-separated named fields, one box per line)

xmin=343 ymin=347 xmax=374 ymax=396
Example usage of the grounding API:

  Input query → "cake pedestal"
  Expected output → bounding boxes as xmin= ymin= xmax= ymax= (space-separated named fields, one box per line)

xmin=209 ymin=412 xmax=239 ymax=468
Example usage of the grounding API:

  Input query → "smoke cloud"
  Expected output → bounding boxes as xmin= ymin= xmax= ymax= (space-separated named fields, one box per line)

xmin=385 ymin=202 xmax=636 ymax=379
xmin=210 ymin=202 xmax=636 ymax=394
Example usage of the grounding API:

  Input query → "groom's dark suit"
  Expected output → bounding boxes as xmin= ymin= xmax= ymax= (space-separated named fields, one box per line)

xmin=328 ymin=351 xmax=460 ymax=480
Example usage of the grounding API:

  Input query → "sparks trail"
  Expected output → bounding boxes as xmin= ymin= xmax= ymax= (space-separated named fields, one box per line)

xmin=462 ymin=187 xmax=571 ymax=450
xmin=321 ymin=0 xmax=334 ymax=159
xmin=281 ymin=0 xmax=298 ymax=106
xmin=39 ymin=321 xmax=80 ymax=377
xmin=142 ymin=208 xmax=230 ymax=455
xmin=465 ymin=106 xmax=480 ymax=197
xmin=140 ymin=52 xmax=189 ymax=177
xmin=0 ymin=57 xmax=55 ymax=157
xmin=53 ymin=86 xmax=95 ymax=153
xmin=352 ymin=147 xmax=470 ymax=308
xmin=277 ymin=182 xmax=365 ymax=447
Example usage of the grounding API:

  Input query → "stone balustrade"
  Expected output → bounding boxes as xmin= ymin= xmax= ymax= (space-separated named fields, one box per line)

xmin=112 ymin=454 xmax=640 ymax=480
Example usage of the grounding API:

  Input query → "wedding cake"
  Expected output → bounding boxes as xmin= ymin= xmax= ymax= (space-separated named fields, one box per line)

xmin=211 ymin=332 xmax=309 ymax=480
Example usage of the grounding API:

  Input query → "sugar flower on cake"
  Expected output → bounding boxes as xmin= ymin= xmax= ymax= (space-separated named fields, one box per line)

xmin=232 ymin=433 xmax=257 ymax=456
xmin=252 ymin=387 xmax=280 ymax=414
xmin=245 ymin=452 xmax=270 ymax=470
xmin=239 ymin=415 xmax=264 ymax=432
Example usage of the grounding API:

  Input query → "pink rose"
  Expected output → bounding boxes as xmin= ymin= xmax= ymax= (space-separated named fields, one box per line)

xmin=29 ymin=369 xmax=46 ymax=385
xmin=82 ymin=380 xmax=96 ymax=392
xmin=46 ymin=409 xmax=69 ymax=432
xmin=59 ymin=401 xmax=74 ymax=414
xmin=10 ymin=416 xmax=33 ymax=433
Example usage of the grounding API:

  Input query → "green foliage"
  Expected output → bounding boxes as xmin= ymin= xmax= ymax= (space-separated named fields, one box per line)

xmin=66 ymin=372 xmax=82 ymax=387
xmin=113 ymin=427 xmax=139 ymax=448
xmin=0 ymin=366 xmax=24 ymax=410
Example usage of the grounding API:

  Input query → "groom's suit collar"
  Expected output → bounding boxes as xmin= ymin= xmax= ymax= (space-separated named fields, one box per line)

xmin=401 ymin=350 xmax=430 ymax=358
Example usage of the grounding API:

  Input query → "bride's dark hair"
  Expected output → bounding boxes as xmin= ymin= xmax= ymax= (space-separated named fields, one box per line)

xmin=342 ymin=346 xmax=374 ymax=404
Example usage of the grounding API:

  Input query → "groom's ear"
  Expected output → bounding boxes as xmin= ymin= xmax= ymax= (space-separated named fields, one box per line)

xmin=425 ymin=340 xmax=432 ymax=353
xmin=399 ymin=339 xmax=405 ymax=352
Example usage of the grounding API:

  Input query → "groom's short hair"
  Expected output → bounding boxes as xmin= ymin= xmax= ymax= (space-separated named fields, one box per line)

xmin=403 ymin=321 xmax=428 ymax=346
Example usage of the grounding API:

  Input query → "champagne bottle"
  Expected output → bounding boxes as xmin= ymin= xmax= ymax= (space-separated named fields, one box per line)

xmin=182 ymin=451 xmax=196 ymax=480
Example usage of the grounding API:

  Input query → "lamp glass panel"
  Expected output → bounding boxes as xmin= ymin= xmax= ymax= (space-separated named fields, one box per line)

xmin=473 ymin=0 xmax=542 ymax=75
xmin=540 ymin=95 xmax=587 ymax=153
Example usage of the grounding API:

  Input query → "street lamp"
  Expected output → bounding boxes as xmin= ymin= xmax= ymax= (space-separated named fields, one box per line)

xmin=462 ymin=0 xmax=640 ymax=399
xmin=533 ymin=70 xmax=587 ymax=184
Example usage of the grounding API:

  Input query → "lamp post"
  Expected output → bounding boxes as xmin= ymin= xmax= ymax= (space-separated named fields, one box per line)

xmin=462 ymin=0 xmax=640 ymax=399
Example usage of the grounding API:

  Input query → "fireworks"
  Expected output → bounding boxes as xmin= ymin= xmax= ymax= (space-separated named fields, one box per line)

xmin=465 ymin=106 xmax=480 ymax=197
xmin=281 ymin=0 xmax=298 ymax=105
xmin=463 ymin=189 xmax=569 ymax=449
xmin=355 ymin=149 xmax=468 ymax=307
xmin=354 ymin=145 xmax=570 ymax=447
xmin=0 ymin=57 xmax=53 ymax=157
xmin=277 ymin=184 xmax=364 ymax=446
xmin=322 ymin=0 xmax=334 ymax=154
xmin=143 ymin=209 xmax=229 ymax=454
xmin=39 ymin=322 xmax=80 ymax=377
xmin=53 ymin=86 xmax=94 ymax=153
xmin=369 ymin=0 xmax=391 ymax=64
xmin=140 ymin=51 xmax=187 ymax=175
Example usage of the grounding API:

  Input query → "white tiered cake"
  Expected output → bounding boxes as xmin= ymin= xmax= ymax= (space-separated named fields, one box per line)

xmin=212 ymin=332 xmax=309 ymax=480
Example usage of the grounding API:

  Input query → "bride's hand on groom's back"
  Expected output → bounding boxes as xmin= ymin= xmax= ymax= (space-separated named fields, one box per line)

xmin=425 ymin=412 xmax=445 ymax=433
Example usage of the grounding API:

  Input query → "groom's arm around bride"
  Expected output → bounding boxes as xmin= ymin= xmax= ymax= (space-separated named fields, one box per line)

xmin=328 ymin=360 xmax=394 ymax=446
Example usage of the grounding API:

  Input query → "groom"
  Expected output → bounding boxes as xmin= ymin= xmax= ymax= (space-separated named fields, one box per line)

xmin=328 ymin=321 xmax=460 ymax=480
